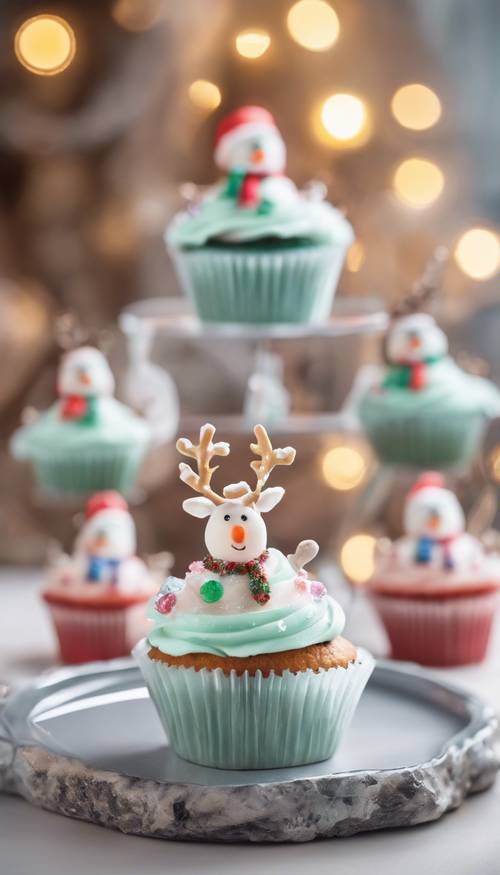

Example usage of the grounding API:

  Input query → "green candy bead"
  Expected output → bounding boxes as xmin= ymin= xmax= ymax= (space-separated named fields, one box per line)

xmin=199 ymin=579 xmax=224 ymax=604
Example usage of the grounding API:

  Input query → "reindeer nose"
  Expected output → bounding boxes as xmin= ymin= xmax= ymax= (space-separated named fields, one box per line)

xmin=232 ymin=525 xmax=246 ymax=544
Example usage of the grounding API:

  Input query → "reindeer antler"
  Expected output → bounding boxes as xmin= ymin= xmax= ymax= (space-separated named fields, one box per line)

xmin=392 ymin=246 xmax=449 ymax=318
xmin=229 ymin=424 xmax=296 ymax=507
xmin=176 ymin=423 xmax=230 ymax=506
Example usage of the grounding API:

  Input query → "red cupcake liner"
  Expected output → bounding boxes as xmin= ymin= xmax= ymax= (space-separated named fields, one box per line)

xmin=47 ymin=602 xmax=150 ymax=664
xmin=371 ymin=590 xmax=499 ymax=667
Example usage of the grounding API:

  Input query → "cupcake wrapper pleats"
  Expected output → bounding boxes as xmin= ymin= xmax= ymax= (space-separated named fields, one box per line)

xmin=134 ymin=639 xmax=374 ymax=769
xmin=169 ymin=242 xmax=349 ymax=324
xmin=47 ymin=602 xmax=150 ymax=664
xmin=371 ymin=590 xmax=498 ymax=667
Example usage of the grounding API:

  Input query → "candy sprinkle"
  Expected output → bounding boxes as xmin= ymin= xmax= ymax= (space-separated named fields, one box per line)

xmin=200 ymin=579 xmax=224 ymax=604
xmin=155 ymin=592 xmax=177 ymax=614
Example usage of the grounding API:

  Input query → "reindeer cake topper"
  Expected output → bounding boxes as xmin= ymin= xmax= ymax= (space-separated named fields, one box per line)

xmin=175 ymin=424 xmax=296 ymax=600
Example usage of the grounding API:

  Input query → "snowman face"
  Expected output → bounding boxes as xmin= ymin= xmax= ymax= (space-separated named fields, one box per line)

xmin=58 ymin=347 xmax=115 ymax=398
xmin=219 ymin=128 xmax=286 ymax=175
xmin=387 ymin=315 xmax=448 ymax=364
xmin=78 ymin=510 xmax=136 ymax=559
xmin=204 ymin=501 xmax=267 ymax=562
xmin=404 ymin=487 xmax=465 ymax=540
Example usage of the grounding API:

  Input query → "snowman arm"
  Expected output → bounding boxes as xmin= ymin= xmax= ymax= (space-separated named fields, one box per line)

xmin=287 ymin=540 xmax=319 ymax=573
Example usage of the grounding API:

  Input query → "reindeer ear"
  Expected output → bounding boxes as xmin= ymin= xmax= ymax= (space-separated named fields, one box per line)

xmin=255 ymin=487 xmax=284 ymax=513
xmin=182 ymin=497 xmax=215 ymax=519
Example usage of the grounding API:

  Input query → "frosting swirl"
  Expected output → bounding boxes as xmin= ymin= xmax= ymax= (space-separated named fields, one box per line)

xmin=147 ymin=548 xmax=345 ymax=657
xmin=167 ymin=193 xmax=354 ymax=249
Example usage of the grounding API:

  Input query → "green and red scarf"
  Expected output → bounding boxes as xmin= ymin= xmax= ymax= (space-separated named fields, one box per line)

xmin=203 ymin=550 xmax=270 ymax=606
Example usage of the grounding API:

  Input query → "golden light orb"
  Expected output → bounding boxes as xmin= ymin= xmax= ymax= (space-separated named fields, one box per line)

xmin=287 ymin=0 xmax=339 ymax=52
xmin=454 ymin=227 xmax=500 ymax=281
xmin=318 ymin=93 xmax=369 ymax=149
xmin=489 ymin=445 xmax=500 ymax=483
xmin=346 ymin=241 xmax=365 ymax=272
xmin=340 ymin=534 xmax=376 ymax=584
xmin=14 ymin=14 xmax=76 ymax=76
xmin=188 ymin=80 xmax=222 ymax=112
xmin=322 ymin=446 xmax=367 ymax=491
xmin=235 ymin=29 xmax=271 ymax=59
xmin=391 ymin=83 xmax=441 ymax=131
xmin=393 ymin=158 xmax=444 ymax=209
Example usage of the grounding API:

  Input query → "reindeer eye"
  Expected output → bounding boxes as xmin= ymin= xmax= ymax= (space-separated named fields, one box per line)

xmin=224 ymin=514 xmax=230 ymax=521
xmin=241 ymin=514 xmax=248 ymax=522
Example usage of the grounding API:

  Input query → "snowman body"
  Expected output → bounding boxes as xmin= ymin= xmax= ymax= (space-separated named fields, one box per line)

xmin=402 ymin=481 xmax=478 ymax=571
xmin=58 ymin=346 xmax=115 ymax=425
xmin=75 ymin=505 xmax=139 ymax=587
xmin=215 ymin=106 xmax=299 ymax=211
xmin=384 ymin=314 xmax=448 ymax=392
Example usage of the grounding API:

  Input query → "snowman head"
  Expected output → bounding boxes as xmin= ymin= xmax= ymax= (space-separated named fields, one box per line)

xmin=58 ymin=346 xmax=115 ymax=398
xmin=386 ymin=314 xmax=448 ymax=365
xmin=404 ymin=473 xmax=465 ymax=540
xmin=176 ymin=423 xmax=296 ymax=562
xmin=77 ymin=492 xmax=136 ymax=560
xmin=214 ymin=106 xmax=286 ymax=176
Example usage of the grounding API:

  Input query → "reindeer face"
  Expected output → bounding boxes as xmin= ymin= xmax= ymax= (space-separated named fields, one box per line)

xmin=204 ymin=501 xmax=267 ymax=561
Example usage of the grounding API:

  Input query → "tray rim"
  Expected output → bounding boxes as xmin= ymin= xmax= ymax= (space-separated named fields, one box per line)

xmin=1 ymin=657 xmax=498 ymax=843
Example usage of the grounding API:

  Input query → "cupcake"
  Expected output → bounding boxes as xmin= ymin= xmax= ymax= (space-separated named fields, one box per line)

xmin=359 ymin=311 xmax=500 ymax=468
xmin=43 ymin=491 xmax=169 ymax=664
xmin=368 ymin=472 xmax=500 ymax=666
xmin=134 ymin=423 xmax=373 ymax=769
xmin=166 ymin=105 xmax=354 ymax=325
xmin=11 ymin=345 xmax=151 ymax=496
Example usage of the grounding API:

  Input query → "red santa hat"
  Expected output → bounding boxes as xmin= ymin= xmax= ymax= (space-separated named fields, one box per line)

xmin=406 ymin=472 xmax=446 ymax=502
xmin=85 ymin=491 xmax=128 ymax=520
xmin=214 ymin=105 xmax=281 ymax=169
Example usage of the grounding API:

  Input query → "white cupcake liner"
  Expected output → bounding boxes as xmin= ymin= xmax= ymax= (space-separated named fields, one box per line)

xmin=47 ymin=602 xmax=150 ymax=664
xmin=371 ymin=591 xmax=499 ymax=666
xmin=134 ymin=639 xmax=374 ymax=769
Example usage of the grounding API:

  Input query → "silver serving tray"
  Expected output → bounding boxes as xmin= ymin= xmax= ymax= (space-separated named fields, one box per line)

xmin=0 ymin=658 xmax=498 ymax=843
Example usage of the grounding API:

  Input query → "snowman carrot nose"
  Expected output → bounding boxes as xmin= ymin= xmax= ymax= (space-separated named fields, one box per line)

xmin=252 ymin=148 xmax=264 ymax=163
xmin=79 ymin=370 xmax=91 ymax=385
xmin=232 ymin=525 xmax=246 ymax=544
xmin=409 ymin=334 xmax=421 ymax=349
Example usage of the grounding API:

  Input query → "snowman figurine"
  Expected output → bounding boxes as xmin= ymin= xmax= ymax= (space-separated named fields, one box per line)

xmin=403 ymin=473 xmax=480 ymax=571
xmin=75 ymin=491 xmax=141 ymax=587
xmin=155 ymin=423 xmax=323 ymax=616
xmin=383 ymin=313 xmax=448 ymax=392
xmin=57 ymin=346 xmax=115 ymax=426
xmin=214 ymin=105 xmax=299 ymax=213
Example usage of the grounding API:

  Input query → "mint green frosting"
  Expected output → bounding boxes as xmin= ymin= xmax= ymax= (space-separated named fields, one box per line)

xmin=147 ymin=549 xmax=345 ymax=658
xmin=12 ymin=397 xmax=150 ymax=458
xmin=167 ymin=195 xmax=354 ymax=250
xmin=361 ymin=358 xmax=500 ymax=420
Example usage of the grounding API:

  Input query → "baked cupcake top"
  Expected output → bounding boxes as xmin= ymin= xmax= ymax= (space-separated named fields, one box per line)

xmin=167 ymin=105 xmax=354 ymax=250
xmin=147 ymin=423 xmax=345 ymax=657
xmin=361 ymin=312 xmax=500 ymax=418
xmin=11 ymin=345 xmax=151 ymax=456
xmin=43 ymin=491 xmax=163 ymax=608
xmin=369 ymin=472 xmax=500 ymax=597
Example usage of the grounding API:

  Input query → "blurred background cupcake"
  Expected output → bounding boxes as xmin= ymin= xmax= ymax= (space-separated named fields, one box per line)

xmin=11 ymin=345 xmax=151 ymax=497
xmin=359 ymin=252 xmax=500 ymax=469
xmin=43 ymin=491 xmax=172 ymax=663
xmin=368 ymin=472 xmax=500 ymax=666
xmin=166 ymin=105 xmax=354 ymax=324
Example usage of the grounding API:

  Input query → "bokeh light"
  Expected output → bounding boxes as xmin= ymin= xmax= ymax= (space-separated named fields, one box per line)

xmin=112 ymin=0 xmax=165 ymax=32
xmin=319 ymin=93 xmax=369 ymax=147
xmin=188 ymin=80 xmax=222 ymax=112
xmin=391 ymin=84 xmax=441 ymax=131
xmin=346 ymin=241 xmax=365 ymax=272
xmin=454 ymin=227 xmax=500 ymax=281
xmin=340 ymin=534 xmax=376 ymax=584
xmin=489 ymin=445 xmax=500 ymax=483
xmin=235 ymin=29 xmax=271 ymax=59
xmin=287 ymin=0 xmax=340 ymax=52
xmin=393 ymin=158 xmax=444 ymax=208
xmin=322 ymin=446 xmax=367 ymax=491
xmin=14 ymin=14 xmax=76 ymax=76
